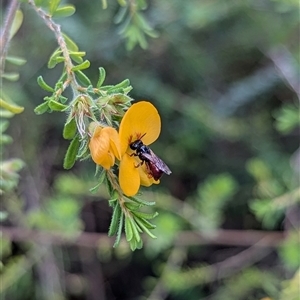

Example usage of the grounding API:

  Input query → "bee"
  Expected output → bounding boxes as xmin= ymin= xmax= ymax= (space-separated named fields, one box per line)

xmin=130 ymin=135 xmax=172 ymax=181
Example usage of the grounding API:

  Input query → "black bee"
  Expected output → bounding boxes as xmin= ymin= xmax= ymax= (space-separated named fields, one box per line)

xmin=130 ymin=136 xmax=172 ymax=181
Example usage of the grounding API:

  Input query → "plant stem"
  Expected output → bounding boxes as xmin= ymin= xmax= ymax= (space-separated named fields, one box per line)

xmin=27 ymin=0 xmax=79 ymax=93
xmin=0 ymin=0 xmax=20 ymax=76
xmin=106 ymin=169 xmax=130 ymax=215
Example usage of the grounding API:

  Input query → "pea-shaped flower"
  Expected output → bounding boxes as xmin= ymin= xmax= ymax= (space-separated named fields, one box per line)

xmin=89 ymin=123 xmax=121 ymax=170
xmin=119 ymin=101 xmax=170 ymax=196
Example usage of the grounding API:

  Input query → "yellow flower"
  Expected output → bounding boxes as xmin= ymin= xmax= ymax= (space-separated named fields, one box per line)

xmin=89 ymin=124 xmax=121 ymax=170
xmin=119 ymin=101 xmax=161 ymax=196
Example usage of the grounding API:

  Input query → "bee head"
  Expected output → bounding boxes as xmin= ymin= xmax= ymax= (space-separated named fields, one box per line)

xmin=130 ymin=139 xmax=143 ymax=150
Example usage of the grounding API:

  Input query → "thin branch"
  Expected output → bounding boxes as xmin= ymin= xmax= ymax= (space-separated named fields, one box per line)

xmin=148 ymin=236 xmax=277 ymax=300
xmin=1 ymin=226 xmax=285 ymax=248
xmin=267 ymin=46 xmax=300 ymax=100
xmin=0 ymin=0 xmax=20 ymax=75
xmin=27 ymin=0 xmax=79 ymax=92
xmin=174 ymin=229 xmax=285 ymax=248
xmin=206 ymin=237 xmax=274 ymax=282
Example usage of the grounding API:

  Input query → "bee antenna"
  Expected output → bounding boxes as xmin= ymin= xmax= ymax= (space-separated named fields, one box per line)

xmin=140 ymin=133 xmax=146 ymax=139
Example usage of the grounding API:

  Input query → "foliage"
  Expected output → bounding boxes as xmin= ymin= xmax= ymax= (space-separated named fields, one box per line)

xmin=1 ymin=0 xmax=299 ymax=299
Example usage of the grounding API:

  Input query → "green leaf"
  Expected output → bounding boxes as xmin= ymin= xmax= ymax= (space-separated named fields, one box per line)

xmin=59 ymin=96 xmax=68 ymax=103
xmin=129 ymin=237 xmax=143 ymax=251
xmin=117 ymin=0 xmax=127 ymax=7
xmin=63 ymin=135 xmax=80 ymax=169
xmin=6 ymin=56 xmax=27 ymax=66
xmin=3 ymin=159 xmax=24 ymax=172
xmin=0 ymin=134 xmax=13 ymax=145
xmin=97 ymin=67 xmax=106 ymax=88
xmin=99 ymin=85 xmax=114 ymax=91
xmin=114 ymin=6 xmax=128 ymax=24
xmin=69 ymin=51 xmax=85 ymax=64
xmin=246 ymin=158 xmax=271 ymax=181
xmin=129 ymin=217 xmax=141 ymax=243
xmin=136 ymin=0 xmax=147 ymax=10
xmin=62 ymin=33 xmax=79 ymax=51
xmin=124 ymin=201 xmax=141 ymax=211
xmin=37 ymin=76 xmax=54 ymax=92
xmin=129 ymin=238 xmax=137 ymax=251
xmin=89 ymin=170 xmax=106 ymax=193
xmin=89 ymin=181 xmax=101 ymax=194
xmin=34 ymin=101 xmax=49 ymax=115
xmin=250 ymin=199 xmax=284 ymax=229
xmin=71 ymin=53 xmax=83 ymax=64
xmin=0 ymin=211 xmax=8 ymax=221
xmin=112 ymin=79 xmax=130 ymax=90
xmin=135 ymin=12 xmax=152 ymax=31
xmin=0 ymin=99 xmax=24 ymax=114
xmin=134 ymin=217 xmax=157 ymax=239
xmin=101 ymin=0 xmax=107 ymax=9
xmin=75 ymin=70 xmax=92 ymax=86
xmin=54 ymin=57 xmax=66 ymax=63
xmin=279 ymin=231 xmax=300 ymax=269
xmin=134 ymin=26 xmax=148 ymax=49
xmin=48 ymin=100 xmax=68 ymax=111
xmin=0 ymin=121 xmax=9 ymax=133
xmin=129 ymin=196 xmax=156 ymax=206
xmin=52 ymin=5 xmax=76 ymax=18
xmin=71 ymin=60 xmax=90 ymax=71
xmin=113 ymin=212 xmax=124 ymax=248
xmin=2 ymin=72 xmax=19 ymax=81
xmin=0 ymin=109 xmax=14 ymax=118
xmin=125 ymin=217 xmax=133 ymax=241
xmin=274 ymin=104 xmax=300 ymax=134
xmin=133 ymin=216 xmax=156 ymax=229
xmin=49 ymin=0 xmax=61 ymax=15
xmin=63 ymin=117 xmax=77 ymax=140
xmin=131 ymin=211 xmax=158 ymax=220
xmin=34 ymin=0 xmax=49 ymax=7
xmin=108 ymin=202 xmax=122 ymax=236
xmin=106 ymin=88 xmax=124 ymax=95
xmin=9 ymin=10 xmax=23 ymax=40
xmin=48 ymin=48 xmax=63 ymax=68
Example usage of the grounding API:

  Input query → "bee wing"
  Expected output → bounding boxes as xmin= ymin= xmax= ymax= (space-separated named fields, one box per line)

xmin=142 ymin=149 xmax=172 ymax=175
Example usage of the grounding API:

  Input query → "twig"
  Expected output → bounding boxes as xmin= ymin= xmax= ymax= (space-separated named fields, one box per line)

xmin=1 ymin=226 xmax=285 ymax=248
xmin=27 ymin=0 xmax=79 ymax=92
xmin=148 ymin=236 xmax=277 ymax=299
xmin=267 ymin=46 xmax=300 ymax=100
xmin=0 ymin=0 xmax=20 ymax=75
xmin=174 ymin=229 xmax=285 ymax=248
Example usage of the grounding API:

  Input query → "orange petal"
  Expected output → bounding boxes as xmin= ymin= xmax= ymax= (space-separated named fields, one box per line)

xmin=119 ymin=153 xmax=140 ymax=196
xmin=103 ymin=127 xmax=121 ymax=160
xmin=89 ymin=127 xmax=115 ymax=169
xmin=89 ymin=127 xmax=109 ymax=163
xmin=100 ymin=152 xmax=115 ymax=170
xmin=119 ymin=101 xmax=161 ymax=155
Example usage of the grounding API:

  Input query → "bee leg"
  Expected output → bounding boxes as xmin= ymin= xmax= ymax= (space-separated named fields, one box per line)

xmin=134 ymin=160 xmax=144 ymax=168
xmin=130 ymin=153 xmax=138 ymax=157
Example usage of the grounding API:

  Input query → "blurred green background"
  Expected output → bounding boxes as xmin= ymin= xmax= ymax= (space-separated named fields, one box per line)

xmin=1 ymin=0 xmax=299 ymax=299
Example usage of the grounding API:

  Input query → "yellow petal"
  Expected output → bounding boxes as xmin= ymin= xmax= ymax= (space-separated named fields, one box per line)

xmin=138 ymin=160 xmax=160 ymax=187
xmin=103 ymin=127 xmax=121 ymax=160
xmin=119 ymin=153 xmax=140 ymax=196
xmin=119 ymin=101 xmax=161 ymax=155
